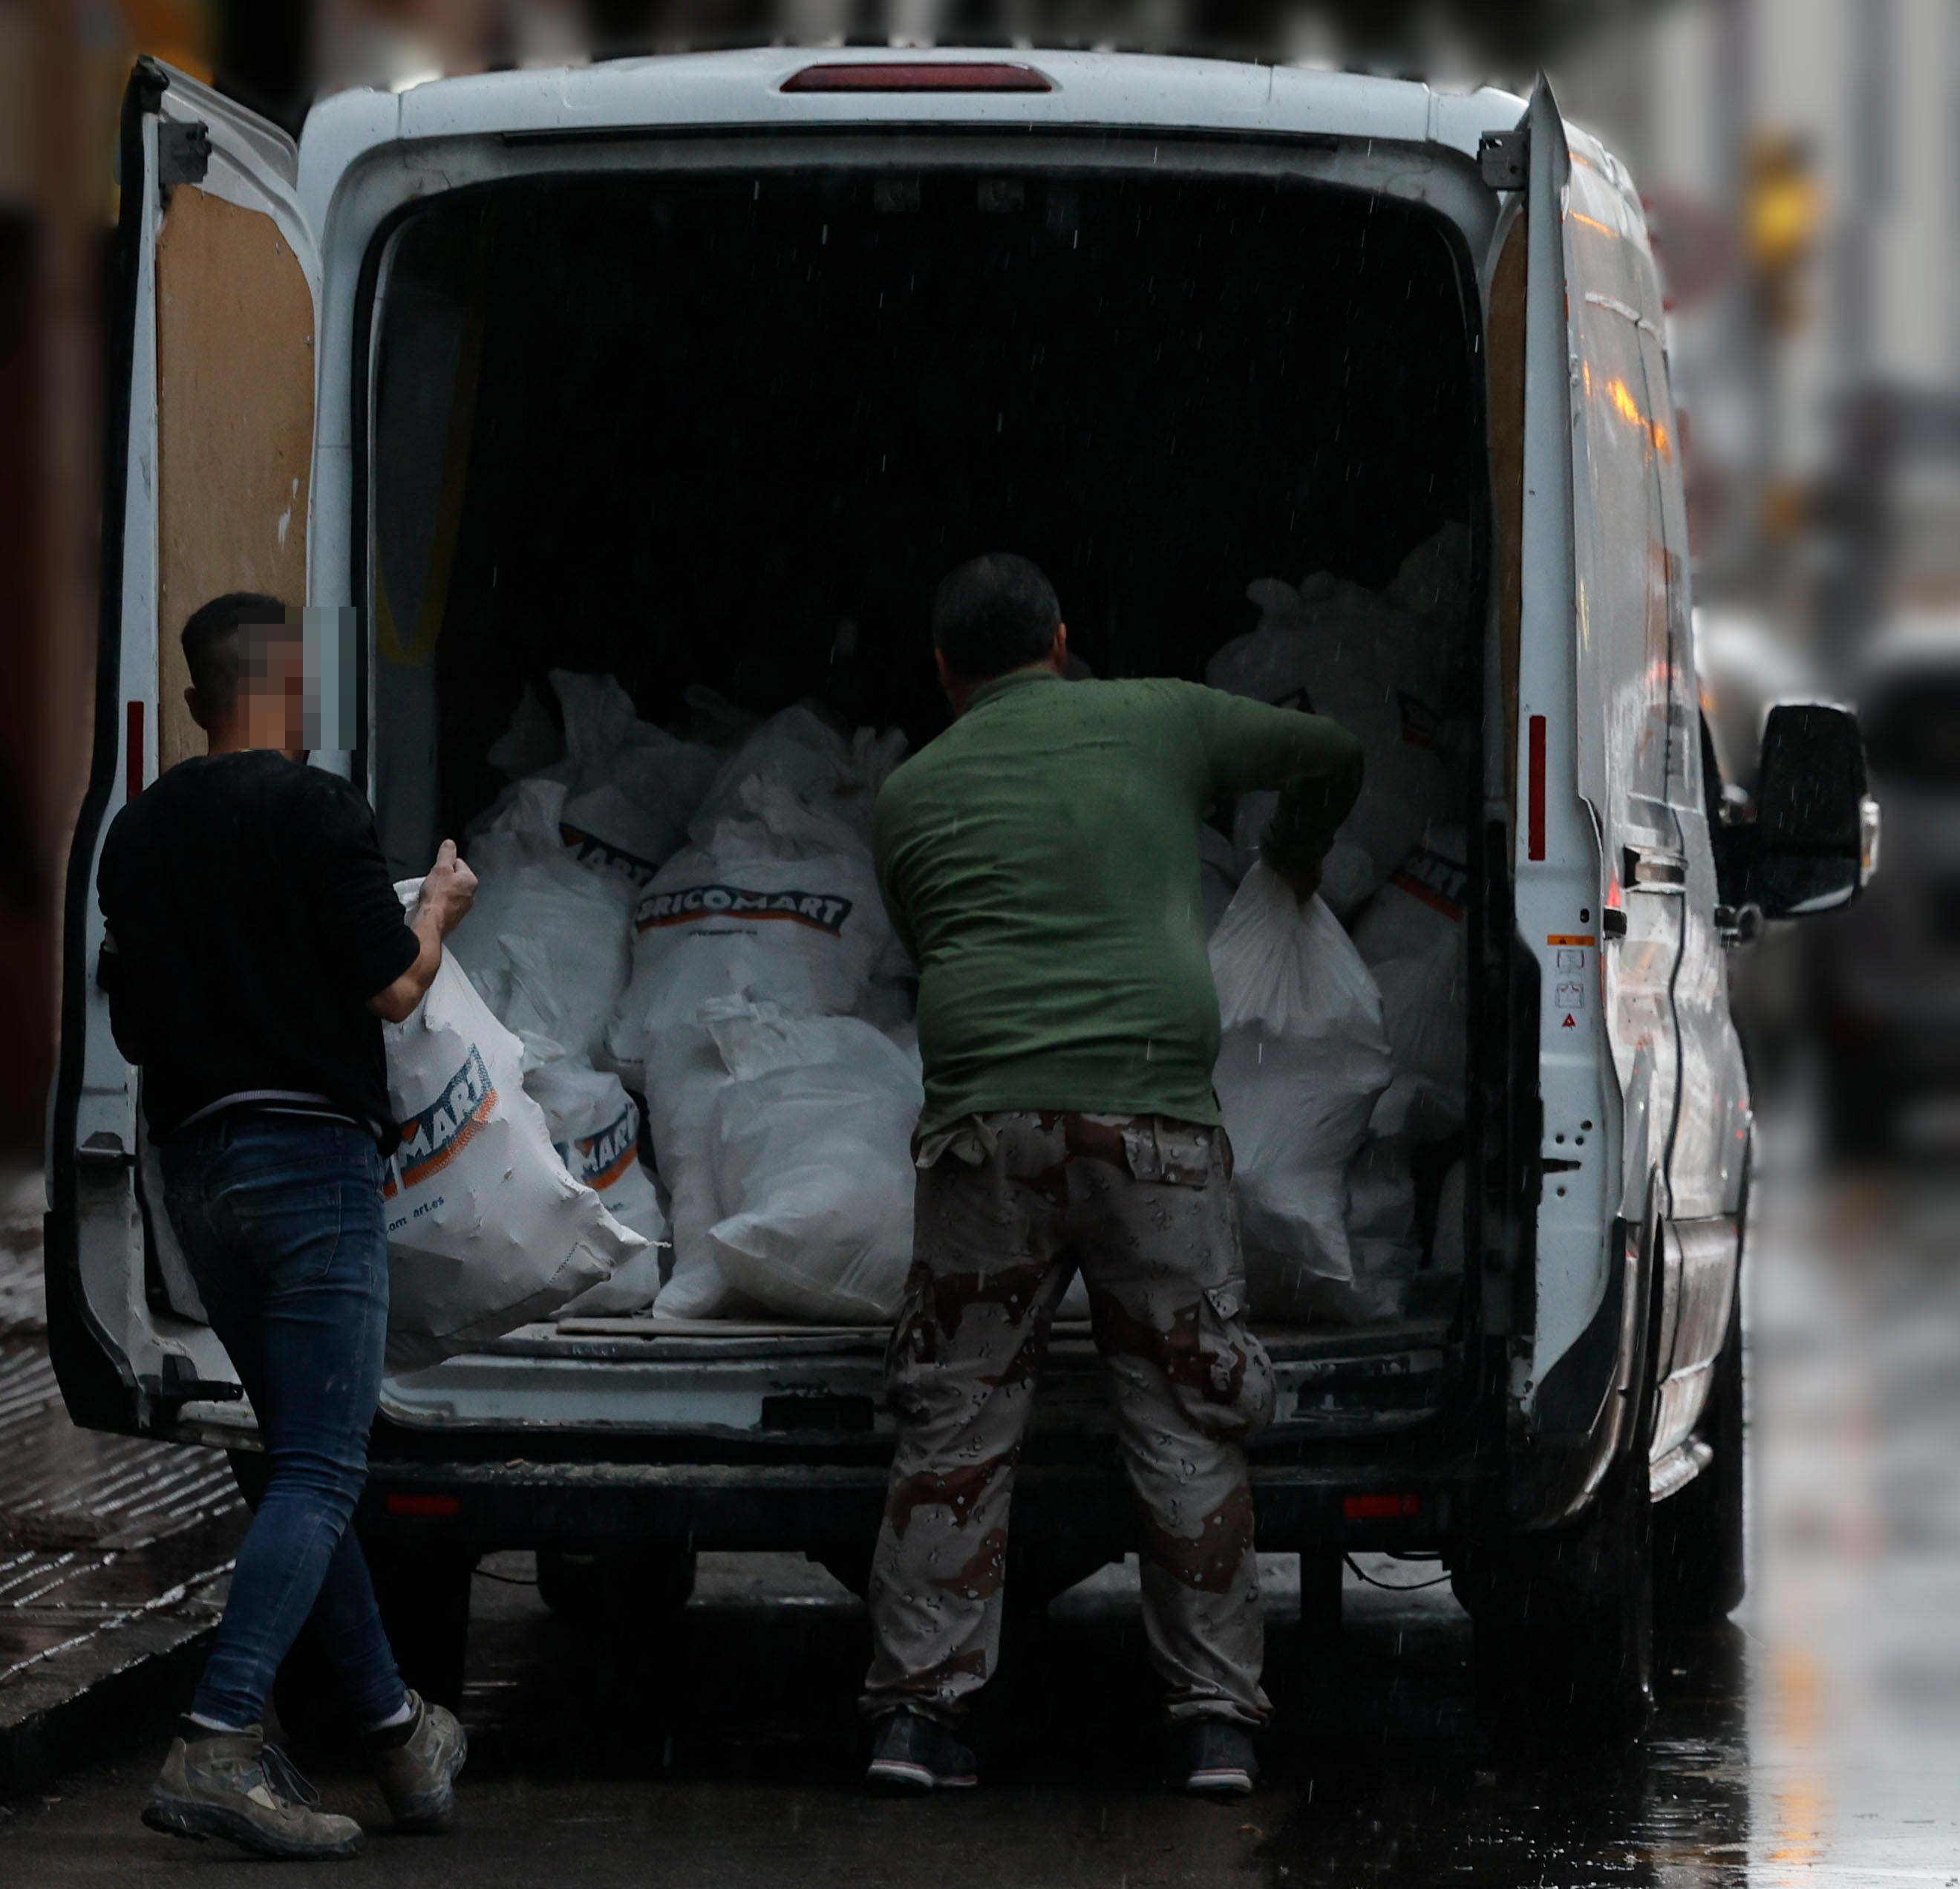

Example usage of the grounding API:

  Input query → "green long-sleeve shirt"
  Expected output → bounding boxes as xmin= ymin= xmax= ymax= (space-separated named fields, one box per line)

xmin=872 ymin=668 xmax=1363 ymax=1138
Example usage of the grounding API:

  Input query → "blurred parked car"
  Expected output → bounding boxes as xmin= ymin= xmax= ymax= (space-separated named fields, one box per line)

xmin=1812 ymin=613 xmax=1960 ymax=1157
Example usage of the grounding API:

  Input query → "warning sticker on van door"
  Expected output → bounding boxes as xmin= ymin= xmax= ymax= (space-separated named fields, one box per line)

xmin=1545 ymin=937 xmax=1595 ymax=1034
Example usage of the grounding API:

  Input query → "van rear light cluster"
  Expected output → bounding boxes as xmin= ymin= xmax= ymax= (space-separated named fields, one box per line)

xmin=782 ymin=62 xmax=1052 ymax=94
xmin=1344 ymin=1493 xmax=1421 ymax=1520
xmin=385 ymin=1492 xmax=460 ymax=1518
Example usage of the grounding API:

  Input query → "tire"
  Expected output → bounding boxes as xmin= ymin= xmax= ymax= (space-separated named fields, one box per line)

xmin=1468 ymin=1440 xmax=1656 ymax=1750
xmin=264 ymin=1539 xmax=474 ymax=1743
xmin=1463 ymin=1203 xmax=1664 ymax=1751
xmin=366 ymin=1540 xmax=475 ymax=1712
xmin=1654 ymin=1276 xmax=1747 ymax=1632
xmin=537 ymin=1544 xmax=698 ymax=1622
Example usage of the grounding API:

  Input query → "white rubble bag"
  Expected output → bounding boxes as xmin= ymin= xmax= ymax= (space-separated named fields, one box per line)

xmin=1209 ymin=570 xmax=1459 ymax=916
xmin=380 ymin=881 xmax=644 ymax=1369
xmin=1385 ymin=521 xmax=1473 ymax=622
xmin=519 ymin=1040 xmax=670 ymax=1318
xmin=1306 ymin=1135 xmax=1423 ymax=1326
xmin=687 ymin=705 xmax=906 ymax=850
xmin=604 ymin=779 xmax=906 ymax=1089
xmin=649 ymin=1002 xmax=919 ymax=1322
xmin=444 ymin=779 xmax=636 ymax=1061
xmin=704 ymin=1011 xmax=924 ymax=1322
xmin=1209 ymin=864 xmax=1394 ymax=1316
xmin=641 ymin=1011 xmax=748 ymax=1319
xmin=1352 ymin=828 xmax=1469 ymax=1138
xmin=551 ymin=671 xmax=722 ymax=887
xmin=520 ymin=1039 xmax=667 ymax=1245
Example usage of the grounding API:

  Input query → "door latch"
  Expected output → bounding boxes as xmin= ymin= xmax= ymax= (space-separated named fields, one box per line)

xmin=157 ymin=120 xmax=211 ymax=200
xmin=1478 ymin=128 xmax=1529 ymax=191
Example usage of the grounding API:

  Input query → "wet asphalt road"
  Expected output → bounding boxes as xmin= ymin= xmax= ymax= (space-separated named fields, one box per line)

xmin=3 ymin=1124 xmax=1956 ymax=1887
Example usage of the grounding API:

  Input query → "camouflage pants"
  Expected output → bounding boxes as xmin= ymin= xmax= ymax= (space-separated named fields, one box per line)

xmin=861 ymin=1111 xmax=1276 ymax=1728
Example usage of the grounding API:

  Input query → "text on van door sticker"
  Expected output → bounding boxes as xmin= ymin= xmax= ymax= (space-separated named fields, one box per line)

xmin=384 ymin=1046 xmax=495 ymax=1198
xmin=635 ymin=884 xmax=853 ymax=936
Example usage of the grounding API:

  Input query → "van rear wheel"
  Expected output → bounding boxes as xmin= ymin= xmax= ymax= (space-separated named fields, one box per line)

xmin=1654 ymin=1280 xmax=1746 ymax=1632
xmin=1466 ymin=1446 xmax=1656 ymax=1749
xmin=537 ymin=1544 xmax=697 ymax=1623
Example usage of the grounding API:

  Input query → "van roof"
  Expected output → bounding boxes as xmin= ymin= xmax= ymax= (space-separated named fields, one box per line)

xmin=298 ymin=46 xmax=1527 ymax=210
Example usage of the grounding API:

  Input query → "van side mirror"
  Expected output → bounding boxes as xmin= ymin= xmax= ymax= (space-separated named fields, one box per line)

xmin=1744 ymin=701 xmax=1875 ymax=919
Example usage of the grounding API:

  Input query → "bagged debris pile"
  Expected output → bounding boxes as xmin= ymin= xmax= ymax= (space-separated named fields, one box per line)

xmin=1208 ymin=524 xmax=1469 ymax=916
xmin=705 ymin=1008 xmax=923 ymax=1323
xmin=381 ymin=879 xmax=645 ymax=1369
xmin=1209 ymin=864 xmax=1394 ymax=1317
xmin=446 ymin=779 xmax=636 ymax=1060
xmin=645 ymin=1002 xmax=921 ymax=1322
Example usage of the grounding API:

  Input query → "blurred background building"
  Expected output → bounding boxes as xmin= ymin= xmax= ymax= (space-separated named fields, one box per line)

xmin=1 ymin=0 xmax=1954 ymax=1164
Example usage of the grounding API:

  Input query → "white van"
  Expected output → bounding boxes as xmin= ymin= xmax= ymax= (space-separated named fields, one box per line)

xmin=50 ymin=47 xmax=1871 ymax=1744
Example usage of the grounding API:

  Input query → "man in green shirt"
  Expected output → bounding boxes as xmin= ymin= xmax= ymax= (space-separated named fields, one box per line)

xmin=862 ymin=554 xmax=1362 ymax=1799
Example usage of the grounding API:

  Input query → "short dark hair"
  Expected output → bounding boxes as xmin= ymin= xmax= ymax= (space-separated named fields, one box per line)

xmin=931 ymin=554 xmax=1061 ymax=682
xmin=181 ymin=592 xmax=291 ymax=708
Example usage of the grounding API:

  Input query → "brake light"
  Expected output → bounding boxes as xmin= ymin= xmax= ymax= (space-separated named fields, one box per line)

xmin=1344 ymin=1493 xmax=1420 ymax=1520
xmin=782 ymin=62 xmax=1052 ymax=94
xmin=1526 ymin=714 xmax=1546 ymax=861
xmin=385 ymin=1492 xmax=460 ymax=1518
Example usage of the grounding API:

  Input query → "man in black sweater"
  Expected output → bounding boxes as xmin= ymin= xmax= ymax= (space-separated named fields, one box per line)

xmin=98 ymin=593 xmax=476 ymax=1859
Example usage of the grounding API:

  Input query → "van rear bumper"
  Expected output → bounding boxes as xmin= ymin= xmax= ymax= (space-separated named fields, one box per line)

xmin=354 ymin=1448 xmax=1497 ymax=1562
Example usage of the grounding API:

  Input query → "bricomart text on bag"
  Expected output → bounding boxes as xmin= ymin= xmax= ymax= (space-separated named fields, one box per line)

xmin=383 ymin=1045 xmax=495 ymax=1202
xmin=635 ymin=884 xmax=854 ymax=935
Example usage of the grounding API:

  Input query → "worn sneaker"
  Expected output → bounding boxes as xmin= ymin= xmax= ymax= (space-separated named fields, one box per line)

xmin=865 ymin=1709 xmax=979 ymax=1792
xmin=1170 ymin=1719 xmax=1258 ymax=1798
xmin=365 ymin=1691 xmax=468 ymax=1832
xmin=143 ymin=1722 xmax=364 ymax=1859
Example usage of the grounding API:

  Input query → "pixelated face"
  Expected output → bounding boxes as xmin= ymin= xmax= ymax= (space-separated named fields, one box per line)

xmin=238 ymin=615 xmax=306 ymax=751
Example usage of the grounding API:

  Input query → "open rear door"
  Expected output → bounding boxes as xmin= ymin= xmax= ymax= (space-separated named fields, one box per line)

xmin=49 ymin=57 xmax=320 ymax=1436
xmin=1491 ymin=77 xmax=1685 ymax=1456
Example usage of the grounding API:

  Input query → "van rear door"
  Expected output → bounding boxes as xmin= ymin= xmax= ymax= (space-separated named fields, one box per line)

xmin=49 ymin=56 xmax=321 ymax=1438
xmin=1497 ymin=79 xmax=1683 ymax=1447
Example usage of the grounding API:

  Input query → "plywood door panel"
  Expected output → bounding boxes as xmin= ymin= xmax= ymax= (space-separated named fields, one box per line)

xmin=154 ymin=185 xmax=314 ymax=771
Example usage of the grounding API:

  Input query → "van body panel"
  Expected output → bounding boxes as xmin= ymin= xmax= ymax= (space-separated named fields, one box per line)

xmin=369 ymin=49 xmax=1496 ymax=154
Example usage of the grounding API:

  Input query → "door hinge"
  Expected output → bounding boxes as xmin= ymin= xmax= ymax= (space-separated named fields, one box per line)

xmin=75 ymin=1129 xmax=133 ymax=1167
xmin=157 ymin=120 xmax=211 ymax=200
xmin=1478 ymin=128 xmax=1529 ymax=191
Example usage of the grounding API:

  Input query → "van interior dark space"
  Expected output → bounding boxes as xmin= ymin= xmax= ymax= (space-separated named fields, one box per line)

xmin=372 ymin=166 xmax=1483 ymax=839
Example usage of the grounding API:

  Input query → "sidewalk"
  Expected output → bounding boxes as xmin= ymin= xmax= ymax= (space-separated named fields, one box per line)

xmin=0 ymin=1170 xmax=244 ymax=1797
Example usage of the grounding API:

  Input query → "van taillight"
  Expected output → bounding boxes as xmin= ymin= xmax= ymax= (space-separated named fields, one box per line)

xmin=781 ymin=62 xmax=1052 ymax=93
xmin=1526 ymin=714 xmax=1546 ymax=861
xmin=1344 ymin=1494 xmax=1420 ymax=1520
xmin=385 ymin=1492 xmax=460 ymax=1518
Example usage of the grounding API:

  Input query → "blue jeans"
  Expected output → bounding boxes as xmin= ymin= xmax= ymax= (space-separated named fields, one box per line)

xmin=161 ymin=1113 xmax=408 ymax=1732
